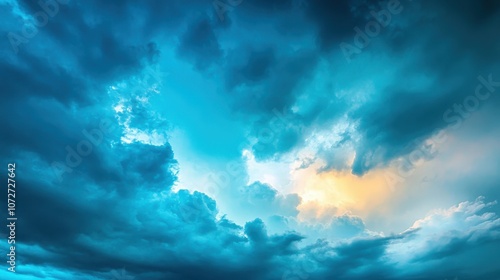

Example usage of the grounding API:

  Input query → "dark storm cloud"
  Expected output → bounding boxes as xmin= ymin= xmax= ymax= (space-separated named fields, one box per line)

xmin=225 ymin=46 xmax=276 ymax=89
xmin=9 ymin=161 xmax=306 ymax=279
xmin=228 ymin=48 xmax=318 ymax=114
xmin=243 ymin=0 xmax=294 ymax=13
xmin=346 ymin=0 xmax=500 ymax=174
xmin=0 ymin=0 xmax=187 ymax=276
xmin=224 ymin=47 xmax=318 ymax=160
xmin=0 ymin=0 xmax=184 ymax=163
xmin=177 ymin=15 xmax=223 ymax=70
xmin=210 ymin=0 xmax=365 ymax=161
xmin=349 ymin=82 xmax=463 ymax=175
xmin=219 ymin=0 xmax=500 ymax=175
xmin=305 ymin=0 xmax=363 ymax=50
xmin=4 ymin=0 xmax=164 ymax=91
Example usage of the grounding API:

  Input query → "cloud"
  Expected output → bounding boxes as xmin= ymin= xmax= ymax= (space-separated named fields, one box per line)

xmin=211 ymin=0 xmax=500 ymax=177
xmin=280 ymin=198 xmax=500 ymax=280
xmin=406 ymin=197 xmax=500 ymax=262
xmin=177 ymin=15 xmax=223 ymax=70
xmin=217 ymin=181 xmax=302 ymax=225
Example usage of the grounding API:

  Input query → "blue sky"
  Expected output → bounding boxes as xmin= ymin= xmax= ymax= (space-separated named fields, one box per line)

xmin=1 ymin=0 xmax=500 ymax=279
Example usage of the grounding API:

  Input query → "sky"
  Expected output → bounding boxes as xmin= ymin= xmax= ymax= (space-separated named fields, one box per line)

xmin=1 ymin=0 xmax=500 ymax=279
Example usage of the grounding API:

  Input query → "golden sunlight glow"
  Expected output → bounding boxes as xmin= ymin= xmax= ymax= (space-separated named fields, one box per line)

xmin=243 ymin=148 xmax=412 ymax=223
xmin=291 ymin=162 xmax=398 ymax=222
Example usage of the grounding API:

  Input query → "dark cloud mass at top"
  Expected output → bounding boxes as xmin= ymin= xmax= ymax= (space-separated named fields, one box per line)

xmin=1 ymin=0 xmax=500 ymax=279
